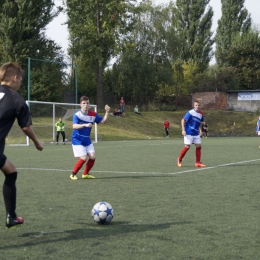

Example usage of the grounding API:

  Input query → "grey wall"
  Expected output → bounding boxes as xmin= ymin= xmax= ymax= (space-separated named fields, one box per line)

xmin=227 ymin=92 xmax=260 ymax=112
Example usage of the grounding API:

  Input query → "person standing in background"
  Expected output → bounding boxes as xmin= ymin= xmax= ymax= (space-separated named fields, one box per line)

xmin=134 ymin=105 xmax=143 ymax=116
xmin=119 ymin=97 xmax=125 ymax=114
xmin=164 ymin=120 xmax=170 ymax=138
xmin=55 ymin=117 xmax=66 ymax=144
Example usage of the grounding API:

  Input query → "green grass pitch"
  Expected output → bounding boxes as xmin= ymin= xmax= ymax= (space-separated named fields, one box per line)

xmin=1 ymin=137 xmax=260 ymax=259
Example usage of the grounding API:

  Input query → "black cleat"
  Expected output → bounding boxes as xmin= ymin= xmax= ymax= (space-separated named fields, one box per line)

xmin=6 ymin=214 xmax=24 ymax=229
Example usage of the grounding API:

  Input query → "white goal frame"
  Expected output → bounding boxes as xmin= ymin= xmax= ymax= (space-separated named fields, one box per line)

xmin=25 ymin=100 xmax=98 ymax=146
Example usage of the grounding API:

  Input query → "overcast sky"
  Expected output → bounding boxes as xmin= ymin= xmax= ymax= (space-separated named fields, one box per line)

xmin=46 ymin=0 xmax=260 ymax=64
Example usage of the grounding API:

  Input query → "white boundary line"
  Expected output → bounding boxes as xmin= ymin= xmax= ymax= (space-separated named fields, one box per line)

xmin=17 ymin=158 xmax=260 ymax=175
xmin=168 ymin=158 xmax=260 ymax=175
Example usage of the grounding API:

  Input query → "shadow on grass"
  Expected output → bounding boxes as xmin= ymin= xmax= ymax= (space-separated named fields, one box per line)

xmin=2 ymin=221 xmax=192 ymax=249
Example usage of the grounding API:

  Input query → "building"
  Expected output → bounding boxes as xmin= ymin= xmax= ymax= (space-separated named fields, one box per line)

xmin=192 ymin=90 xmax=260 ymax=112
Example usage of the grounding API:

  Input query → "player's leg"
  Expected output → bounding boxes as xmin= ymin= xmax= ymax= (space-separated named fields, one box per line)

xmin=194 ymin=138 xmax=206 ymax=167
xmin=70 ymin=145 xmax=87 ymax=180
xmin=56 ymin=131 xmax=60 ymax=144
xmin=82 ymin=144 xmax=96 ymax=179
xmin=61 ymin=132 xmax=65 ymax=144
xmin=166 ymin=128 xmax=169 ymax=137
xmin=1 ymin=155 xmax=23 ymax=229
xmin=177 ymin=135 xmax=192 ymax=167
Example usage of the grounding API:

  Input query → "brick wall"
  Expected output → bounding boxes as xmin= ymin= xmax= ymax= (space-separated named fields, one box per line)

xmin=192 ymin=92 xmax=227 ymax=110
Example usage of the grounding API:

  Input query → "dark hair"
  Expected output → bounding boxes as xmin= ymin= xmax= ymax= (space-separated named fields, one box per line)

xmin=0 ymin=62 xmax=23 ymax=82
xmin=80 ymin=96 xmax=89 ymax=103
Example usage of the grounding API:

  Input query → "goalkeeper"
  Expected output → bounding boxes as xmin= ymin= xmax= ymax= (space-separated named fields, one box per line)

xmin=55 ymin=117 xmax=66 ymax=144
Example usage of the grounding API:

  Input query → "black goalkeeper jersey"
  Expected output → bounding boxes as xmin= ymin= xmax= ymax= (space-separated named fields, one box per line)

xmin=0 ymin=84 xmax=32 ymax=142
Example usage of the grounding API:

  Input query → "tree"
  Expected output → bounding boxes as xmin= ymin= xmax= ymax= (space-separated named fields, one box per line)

xmin=104 ymin=0 xmax=175 ymax=106
xmin=0 ymin=0 xmax=66 ymax=101
xmin=174 ymin=0 xmax=214 ymax=72
xmin=227 ymin=29 xmax=260 ymax=90
xmin=0 ymin=0 xmax=61 ymax=67
xmin=215 ymin=0 xmax=251 ymax=66
xmin=190 ymin=65 xmax=240 ymax=92
xmin=66 ymin=0 xmax=136 ymax=108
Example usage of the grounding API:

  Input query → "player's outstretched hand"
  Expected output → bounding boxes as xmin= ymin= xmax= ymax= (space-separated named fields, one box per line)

xmin=105 ymin=105 xmax=110 ymax=112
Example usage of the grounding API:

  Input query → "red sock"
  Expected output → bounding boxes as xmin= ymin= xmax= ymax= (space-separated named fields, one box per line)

xmin=196 ymin=147 xmax=201 ymax=163
xmin=72 ymin=159 xmax=85 ymax=174
xmin=83 ymin=159 xmax=95 ymax=175
xmin=179 ymin=147 xmax=189 ymax=161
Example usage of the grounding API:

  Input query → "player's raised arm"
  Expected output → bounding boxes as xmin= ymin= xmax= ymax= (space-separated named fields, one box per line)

xmin=101 ymin=105 xmax=110 ymax=124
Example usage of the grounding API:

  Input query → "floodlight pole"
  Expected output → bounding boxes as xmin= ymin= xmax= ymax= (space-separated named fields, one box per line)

xmin=28 ymin=57 xmax=31 ymax=102
xmin=74 ymin=63 xmax=78 ymax=103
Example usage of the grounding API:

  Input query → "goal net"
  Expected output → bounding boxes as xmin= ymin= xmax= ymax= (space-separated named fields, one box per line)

xmin=6 ymin=100 xmax=98 ymax=146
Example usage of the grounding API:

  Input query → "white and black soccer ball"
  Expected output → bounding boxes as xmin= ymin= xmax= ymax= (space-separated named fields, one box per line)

xmin=91 ymin=201 xmax=114 ymax=224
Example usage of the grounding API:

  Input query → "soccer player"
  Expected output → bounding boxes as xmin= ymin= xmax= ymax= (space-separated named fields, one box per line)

xmin=256 ymin=116 xmax=260 ymax=134
xmin=177 ymin=100 xmax=206 ymax=168
xmin=164 ymin=120 xmax=170 ymax=137
xmin=55 ymin=117 xmax=66 ymax=144
xmin=70 ymin=96 xmax=110 ymax=180
xmin=0 ymin=62 xmax=44 ymax=229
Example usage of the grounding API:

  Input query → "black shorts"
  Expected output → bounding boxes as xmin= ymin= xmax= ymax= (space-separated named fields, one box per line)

xmin=0 ymin=141 xmax=7 ymax=169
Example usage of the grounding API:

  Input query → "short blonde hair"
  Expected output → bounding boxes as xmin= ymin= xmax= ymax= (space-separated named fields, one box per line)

xmin=0 ymin=62 xmax=23 ymax=82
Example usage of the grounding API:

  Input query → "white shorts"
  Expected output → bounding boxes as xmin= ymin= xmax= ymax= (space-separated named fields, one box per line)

xmin=72 ymin=144 xmax=95 ymax=157
xmin=184 ymin=135 xmax=201 ymax=145
xmin=258 ymin=131 xmax=260 ymax=136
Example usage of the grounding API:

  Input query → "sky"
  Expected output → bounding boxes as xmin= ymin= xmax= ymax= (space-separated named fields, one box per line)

xmin=46 ymin=0 xmax=260 ymax=63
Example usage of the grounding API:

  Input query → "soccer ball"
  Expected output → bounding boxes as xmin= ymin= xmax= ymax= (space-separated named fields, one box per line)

xmin=91 ymin=201 xmax=114 ymax=224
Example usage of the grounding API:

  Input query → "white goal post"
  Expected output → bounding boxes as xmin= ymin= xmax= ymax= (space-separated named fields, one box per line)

xmin=7 ymin=100 xmax=98 ymax=146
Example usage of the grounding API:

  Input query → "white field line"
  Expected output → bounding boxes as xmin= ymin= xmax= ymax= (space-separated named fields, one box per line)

xmin=17 ymin=158 xmax=260 ymax=175
xmin=168 ymin=158 xmax=260 ymax=175
xmin=8 ymin=141 xmax=175 ymax=151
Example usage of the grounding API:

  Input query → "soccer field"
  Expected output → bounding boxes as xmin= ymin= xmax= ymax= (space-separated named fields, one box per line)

xmin=1 ymin=137 xmax=260 ymax=259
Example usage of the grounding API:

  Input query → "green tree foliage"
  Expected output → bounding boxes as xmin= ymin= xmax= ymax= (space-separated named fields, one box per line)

xmin=215 ymin=0 xmax=251 ymax=66
xmin=0 ymin=0 xmax=60 ymax=66
xmin=0 ymin=0 xmax=66 ymax=101
xmin=103 ymin=1 xmax=175 ymax=106
xmin=226 ymin=30 xmax=260 ymax=90
xmin=190 ymin=66 xmax=240 ymax=93
xmin=66 ymin=0 xmax=136 ymax=107
xmin=174 ymin=0 xmax=214 ymax=72
xmin=29 ymin=43 xmax=67 ymax=102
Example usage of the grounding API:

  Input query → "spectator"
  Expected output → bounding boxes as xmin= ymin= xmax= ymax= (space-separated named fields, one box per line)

xmin=113 ymin=109 xmax=123 ymax=117
xmin=134 ymin=105 xmax=143 ymax=116
xmin=119 ymin=97 xmax=125 ymax=113
xmin=164 ymin=120 xmax=170 ymax=138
